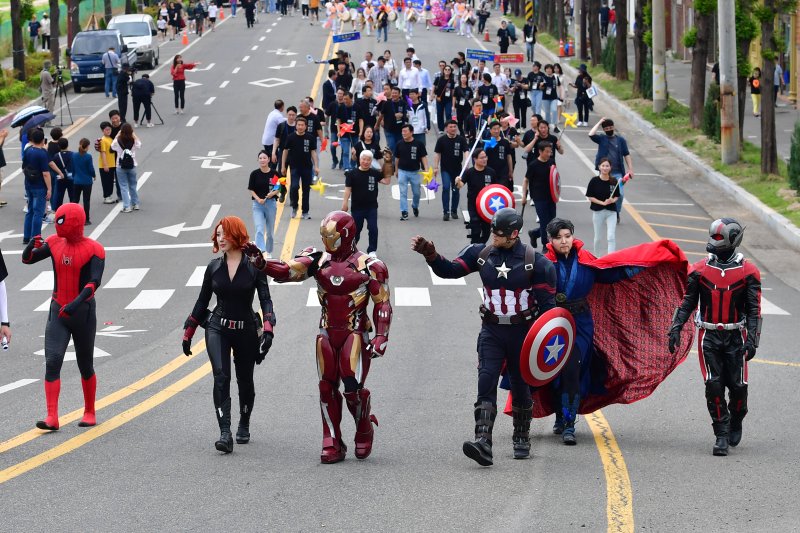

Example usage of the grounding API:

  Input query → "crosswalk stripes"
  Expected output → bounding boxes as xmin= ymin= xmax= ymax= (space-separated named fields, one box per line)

xmin=186 ymin=266 xmax=206 ymax=287
xmin=394 ymin=287 xmax=431 ymax=306
xmin=125 ymin=290 xmax=175 ymax=310
xmin=21 ymin=272 xmax=53 ymax=291
xmin=104 ymin=268 xmax=150 ymax=289
xmin=429 ymin=266 xmax=466 ymax=285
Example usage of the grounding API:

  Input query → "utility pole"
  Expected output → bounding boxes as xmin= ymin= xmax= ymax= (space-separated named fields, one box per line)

xmin=718 ymin=0 xmax=739 ymax=164
xmin=652 ymin=0 xmax=667 ymax=112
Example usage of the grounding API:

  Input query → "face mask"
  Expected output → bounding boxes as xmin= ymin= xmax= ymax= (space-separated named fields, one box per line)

xmin=605 ymin=129 xmax=614 ymax=137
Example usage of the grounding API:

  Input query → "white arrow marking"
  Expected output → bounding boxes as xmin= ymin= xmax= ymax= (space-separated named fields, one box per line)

xmin=201 ymin=160 xmax=241 ymax=172
xmin=154 ymin=204 xmax=222 ymax=237
xmin=266 ymin=48 xmax=297 ymax=56
xmin=96 ymin=325 xmax=149 ymax=338
xmin=157 ymin=80 xmax=202 ymax=91
xmin=248 ymin=77 xmax=294 ymax=88
xmin=35 ymin=344 xmax=111 ymax=360
xmin=0 ymin=229 xmax=24 ymax=243
xmin=191 ymin=62 xmax=215 ymax=71
xmin=268 ymin=60 xmax=297 ymax=70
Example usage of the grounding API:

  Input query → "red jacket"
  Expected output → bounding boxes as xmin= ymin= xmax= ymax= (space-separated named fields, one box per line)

xmin=171 ymin=62 xmax=196 ymax=81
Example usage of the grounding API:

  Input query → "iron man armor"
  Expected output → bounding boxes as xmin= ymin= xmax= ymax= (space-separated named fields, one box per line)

xmin=246 ymin=211 xmax=392 ymax=463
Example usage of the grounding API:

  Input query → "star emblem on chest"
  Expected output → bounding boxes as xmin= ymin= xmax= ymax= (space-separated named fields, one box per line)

xmin=496 ymin=262 xmax=511 ymax=279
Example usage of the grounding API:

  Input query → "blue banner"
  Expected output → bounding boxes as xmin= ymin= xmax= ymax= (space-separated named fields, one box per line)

xmin=466 ymin=48 xmax=496 ymax=62
xmin=333 ymin=32 xmax=362 ymax=43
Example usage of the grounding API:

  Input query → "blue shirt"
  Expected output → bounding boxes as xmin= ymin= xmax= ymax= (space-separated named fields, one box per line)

xmin=589 ymin=133 xmax=630 ymax=173
xmin=72 ymin=152 xmax=96 ymax=186
xmin=22 ymin=146 xmax=50 ymax=189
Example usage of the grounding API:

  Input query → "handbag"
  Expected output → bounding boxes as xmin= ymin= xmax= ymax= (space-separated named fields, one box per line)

xmin=58 ymin=152 xmax=72 ymax=180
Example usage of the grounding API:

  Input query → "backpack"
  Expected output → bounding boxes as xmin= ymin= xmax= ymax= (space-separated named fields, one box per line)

xmin=119 ymin=140 xmax=135 ymax=169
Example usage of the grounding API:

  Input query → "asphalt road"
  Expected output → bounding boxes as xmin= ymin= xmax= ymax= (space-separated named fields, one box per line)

xmin=1 ymin=12 xmax=799 ymax=532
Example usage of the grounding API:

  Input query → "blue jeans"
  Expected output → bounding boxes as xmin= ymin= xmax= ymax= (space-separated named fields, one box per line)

xmin=340 ymin=136 xmax=355 ymax=170
xmin=413 ymin=133 xmax=426 ymax=145
xmin=352 ymin=207 xmax=378 ymax=253
xmin=116 ymin=167 xmax=139 ymax=208
xmin=542 ymin=99 xmax=558 ymax=124
xmin=384 ymin=130 xmax=401 ymax=154
xmin=440 ymin=170 xmax=460 ymax=214
xmin=105 ymin=68 xmax=118 ymax=97
xmin=436 ymin=98 xmax=452 ymax=131
xmin=397 ymin=169 xmax=421 ymax=214
xmin=268 ymin=0 xmax=276 ymax=12
xmin=231 ymin=2 xmax=237 ymax=15
xmin=252 ymin=199 xmax=277 ymax=253
xmin=530 ymin=90 xmax=543 ymax=115
xmin=330 ymin=128 xmax=340 ymax=167
xmin=611 ymin=171 xmax=625 ymax=213
xmin=24 ymin=185 xmax=47 ymax=242
xmin=531 ymin=198 xmax=557 ymax=251
xmin=377 ymin=25 xmax=388 ymax=42
xmin=526 ymin=41 xmax=535 ymax=62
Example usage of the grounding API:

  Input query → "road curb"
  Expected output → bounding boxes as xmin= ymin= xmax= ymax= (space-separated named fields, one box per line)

xmin=532 ymin=42 xmax=800 ymax=251
xmin=0 ymin=80 xmax=74 ymax=130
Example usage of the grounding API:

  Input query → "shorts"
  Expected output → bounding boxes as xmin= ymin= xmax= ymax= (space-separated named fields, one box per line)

xmin=210 ymin=17 xmax=216 ymax=22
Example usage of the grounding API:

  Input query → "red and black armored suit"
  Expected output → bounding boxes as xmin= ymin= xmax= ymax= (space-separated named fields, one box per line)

xmin=245 ymin=211 xmax=392 ymax=464
xmin=22 ymin=203 xmax=105 ymax=431
xmin=672 ymin=253 xmax=761 ymax=445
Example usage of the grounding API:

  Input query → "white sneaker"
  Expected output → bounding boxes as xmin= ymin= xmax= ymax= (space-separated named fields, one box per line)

xmin=132 ymin=204 xmax=140 ymax=210
xmin=121 ymin=207 xmax=133 ymax=213
xmin=103 ymin=197 xmax=115 ymax=204
xmin=368 ymin=251 xmax=377 ymax=258
xmin=147 ymin=122 xmax=154 ymax=128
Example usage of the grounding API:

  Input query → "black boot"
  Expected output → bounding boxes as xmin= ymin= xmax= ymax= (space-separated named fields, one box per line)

xmin=729 ymin=418 xmax=743 ymax=447
xmin=713 ymin=435 xmax=729 ymax=456
xmin=236 ymin=395 xmax=254 ymax=444
xmin=551 ymin=392 xmax=564 ymax=434
xmin=528 ymin=229 xmax=538 ymax=249
xmin=511 ymin=404 xmax=533 ymax=459
xmin=561 ymin=393 xmax=580 ymax=446
xmin=215 ymin=398 xmax=234 ymax=453
xmin=462 ymin=401 xmax=496 ymax=466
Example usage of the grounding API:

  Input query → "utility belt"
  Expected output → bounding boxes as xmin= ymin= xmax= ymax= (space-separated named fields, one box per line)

xmin=555 ymin=295 xmax=589 ymax=315
xmin=212 ymin=309 xmax=261 ymax=331
xmin=479 ymin=305 xmax=536 ymax=325
xmin=695 ymin=318 xmax=746 ymax=331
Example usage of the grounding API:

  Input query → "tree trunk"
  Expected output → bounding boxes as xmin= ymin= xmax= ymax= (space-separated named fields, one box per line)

xmin=580 ymin=0 xmax=589 ymax=60
xmin=49 ymin=0 xmax=61 ymax=67
xmin=547 ymin=0 xmax=556 ymax=33
xmin=688 ymin=12 xmax=712 ymax=129
xmin=104 ymin=0 xmax=113 ymax=24
xmin=10 ymin=0 xmax=25 ymax=81
xmin=632 ymin=0 xmax=644 ymax=95
xmin=537 ymin=0 xmax=548 ymax=33
xmin=760 ymin=0 xmax=778 ymax=175
xmin=615 ymin=0 xmax=629 ymax=80
xmin=556 ymin=0 xmax=565 ymax=41
xmin=588 ymin=0 xmax=601 ymax=65
xmin=125 ymin=0 xmax=133 ymax=15
xmin=737 ymin=37 xmax=752 ymax=147
xmin=68 ymin=0 xmax=81 ymax=49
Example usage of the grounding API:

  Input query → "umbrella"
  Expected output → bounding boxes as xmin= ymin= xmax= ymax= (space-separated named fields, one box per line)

xmin=21 ymin=113 xmax=55 ymax=134
xmin=11 ymin=105 xmax=49 ymax=128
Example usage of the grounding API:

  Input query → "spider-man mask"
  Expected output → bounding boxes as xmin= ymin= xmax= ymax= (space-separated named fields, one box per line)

xmin=54 ymin=203 xmax=86 ymax=242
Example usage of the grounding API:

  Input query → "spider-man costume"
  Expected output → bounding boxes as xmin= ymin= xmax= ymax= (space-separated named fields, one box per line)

xmin=22 ymin=203 xmax=105 ymax=431
xmin=243 ymin=211 xmax=392 ymax=464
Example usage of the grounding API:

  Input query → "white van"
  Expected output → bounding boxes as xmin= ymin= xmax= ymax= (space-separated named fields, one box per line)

xmin=107 ymin=14 xmax=160 ymax=69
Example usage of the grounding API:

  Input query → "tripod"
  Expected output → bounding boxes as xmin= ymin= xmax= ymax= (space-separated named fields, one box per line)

xmin=54 ymin=67 xmax=74 ymax=127
xmin=138 ymin=100 xmax=165 ymax=126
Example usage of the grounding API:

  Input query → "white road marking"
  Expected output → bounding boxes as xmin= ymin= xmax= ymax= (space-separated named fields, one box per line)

xmin=391 ymin=184 xmax=436 ymax=200
xmin=64 ymin=347 xmax=111 ymax=361
xmin=21 ymin=272 xmax=54 ymax=291
xmin=266 ymin=28 xmax=272 ymax=32
xmin=761 ymin=296 xmax=790 ymax=315
xmin=34 ymin=298 xmax=51 ymax=312
xmin=163 ymin=141 xmax=178 ymax=152
xmin=269 ymin=277 xmax=303 ymax=286
xmin=428 ymin=266 xmax=466 ymax=285
xmin=219 ymin=80 xmax=229 ymax=88
xmin=242 ymin=55 xmax=250 ymax=62
xmin=89 ymin=172 xmax=153 ymax=241
xmin=394 ymin=287 xmax=431 ymax=306
xmin=104 ymin=268 xmax=150 ymax=289
xmin=271 ymin=22 xmax=277 ymax=26
xmin=125 ymin=289 xmax=176 ymax=310
xmin=306 ymin=288 xmax=321 ymax=307
xmin=259 ymin=36 xmax=266 ymax=41
xmin=204 ymin=96 xmax=216 ymax=105
xmin=187 ymin=266 xmax=207 ymax=286
xmin=0 ymin=379 xmax=39 ymax=395
xmin=462 ymin=210 xmax=470 ymax=222
xmin=251 ymin=45 xmax=258 ymax=51
xmin=186 ymin=116 xmax=199 ymax=127
xmin=232 ymin=67 xmax=240 ymax=74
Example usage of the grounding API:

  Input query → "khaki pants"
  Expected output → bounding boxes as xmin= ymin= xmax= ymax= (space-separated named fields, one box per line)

xmin=42 ymin=91 xmax=56 ymax=113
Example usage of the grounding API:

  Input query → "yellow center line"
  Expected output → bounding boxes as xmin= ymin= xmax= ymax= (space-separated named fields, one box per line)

xmin=752 ymin=358 xmax=800 ymax=368
xmin=0 ymin=339 xmax=206 ymax=455
xmin=0 ymin=363 xmax=212 ymax=485
xmin=649 ymin=222 xmax=708 ymax=233
xmin=622 ymin=203 xmax=661 ymax=242
xmin=586 ymin=412 xmax=634 ymax=533
xmin=635 ymin=210 xmax=710 ymax=221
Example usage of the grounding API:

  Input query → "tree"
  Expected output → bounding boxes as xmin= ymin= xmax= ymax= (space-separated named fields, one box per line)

xmin=588 ymin=0 xmax=602 ymax=66
xmin=632 ymin=0 xmax=648 ymax=96
xmin=614 ymin=0 xmax=628 ymax=80
xmin=49 ymin=0 xmax=60 ymax=66
xmin=789 ymin=120 xmax=800 ymax=190
xmin=556 ymin=0 xmax=566 ymax=41
xmin=68 ymin=0 xmax=81 ymax=49
xmin=580 ymin=0 xmax=588 ymax=60
xmin=104 ymin=0 xmax=113 ymax=24
xmin=10 ymin=0 xmax=25 ymax=81
xmin=735 ymin=0 xmax=759 ymax=146
xmin=683 ymin=0 xmax=715 ymax=128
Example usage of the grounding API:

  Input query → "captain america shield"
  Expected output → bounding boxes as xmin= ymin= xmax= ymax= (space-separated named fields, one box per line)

xmin=476 ymin=184 xmax=516 ymax=223
xmin=549 ymin=165 xmax=561 ymax=203
xmin=520 ymin=307 xmax=576 ymax=387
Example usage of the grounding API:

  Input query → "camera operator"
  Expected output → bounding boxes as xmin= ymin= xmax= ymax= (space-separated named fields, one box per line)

xmin=40 ymin=61 xmax=56 ymax=115
xmin=132 ymin=73 xmax=156 ymax=128
xmin=117 ymin=65 xmax=132 ymax=124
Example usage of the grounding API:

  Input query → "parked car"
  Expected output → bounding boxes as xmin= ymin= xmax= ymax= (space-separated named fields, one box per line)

xmin=107 ymin=14 xmax=160 ymax=69
xmin=68 ymin=30 xmax=137 ymax=93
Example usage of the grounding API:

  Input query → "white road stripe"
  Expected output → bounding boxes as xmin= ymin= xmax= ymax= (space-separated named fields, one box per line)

xmin=306 ymin=288 xmax=321 ymax=307
xmin=259 ymin=36 xmax=266 ymax=41
xmin=34 ymin=298 xmax=51 ymax=312
xmin=0 ymin=379 xmax=39 ymax=395
xmin=163 ymin=141 xmax=178 ymax=152
xmin=125 ymin=289 xmax=175 ymax=310
xmin=219 ymin=80 xmax=229 ymax=88
xmin=761 ymin=296 xmax=790 ymax=315
xmin=186 ymin=266 xmax=207 ymax=286
xmin=266 ymin=28 xmax=272 ymax=32
xmin=186 ymin=116 xmax=199 ymax=127
xmin=232 ymin=67 xmax=240 ymax=74
xmin=104 ymin=268 xmax=150 ymax=289
xmin=428 ymin=266 xmax=466 ymax=285
xmin=242 ymin=55 xmax=250 ymax=62
xmin=251 ymin=45 xmax=258 ymax=51
xmin=394 ymin=287 xmax=431 ymax=306
xmin=21 ymin=272 xmax=53 ymax=291
xmin=204 ymin=96 xmax=216 ymax=105
xmin=88 ymin=172 xmax=153 ymax=241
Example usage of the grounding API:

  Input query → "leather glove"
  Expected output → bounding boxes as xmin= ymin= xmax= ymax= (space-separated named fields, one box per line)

xmin=667 ymin=328 xmax=682 ymax=355
xmin=256 ymin=332 xmax=273 ymax=364
xmin=182 ymin=315 xmax=200 ymax=356
xmin=58 ymin=301 xmax=79 ymax=319
xmin=242 ymin=242 xmax=267 ymax=270
xmin=367 ymin=334 xmax=388 ymax=359
xmin=743 ymin=341 xmax=757 ymax=361
xmin=33 ymin=235 xmax=44 ymax=248
xmin=411 ymin=236 xmax=437 ymax=261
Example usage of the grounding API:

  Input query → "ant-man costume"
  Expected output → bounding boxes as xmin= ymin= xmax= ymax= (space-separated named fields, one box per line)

xmin=22 ymin=203 xmax=105 ymax=430
xmin=243 ymin=211 xmax=392 ymax=463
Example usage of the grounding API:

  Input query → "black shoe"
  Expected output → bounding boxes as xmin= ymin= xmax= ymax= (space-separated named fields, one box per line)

xmin=562 ymin=427 xmax=577 ymax=445
xmin=713 ymin=436 xmax=729 ymax=456
xmin=553 ymin=126 xmax=561 ymax=133
xmin=215 ymin=431 xmax=234 ymax=453
xmin=528 ymin=229 xmax=538 ymax=249
xmin=412 ymin=207 xmax=419 ymax=217
xmin=451 ymin=210 xmax=458 ymax=220
xmin=617 ymin=212 xmax=621 ymax=224
xmin=22 ymin=239 xmax=29 ymax=245
xmin=236 ymin=425 xmax=250 ymax=444
xmin=553 ymin=416 xmax=564 ymax=435
xmin=443 ymin=213 xmax=449 ymax=221
xmin=462 ymin=439 xmax=493 ymax=466
xmin=400 ymin=211 xmax=408 ymax=220
xmin=729 ymin=423 xmax=743 ymax=447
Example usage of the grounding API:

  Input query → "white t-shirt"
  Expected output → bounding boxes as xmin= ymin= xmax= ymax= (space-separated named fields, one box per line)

xmin=208 ymin=4 xmax=218 ymax=17
xmin=41 ymin=18 xmax=51 ymax=35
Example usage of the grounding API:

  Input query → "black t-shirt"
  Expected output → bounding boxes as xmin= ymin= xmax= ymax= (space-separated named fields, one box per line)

xmin=47 ymin=140 xmax=60 ymax=159
xmin=382 ymin=98 xmax=409 ymax=134
xmin=527 ymin=71 xmax=545 ymax=91
xmin=476 ymin=84 xmax=498 ymax=108
xmin=484 ymin=137 xmax=512 ymax=185
xmin=585 ymin=175 xmax=620 ymax=211
xmin=275 ymin=121 xmax=296 ymax=148
xmin=337 ymin=104 xmax=360 ymax=138
xmin=531 ymin=133 xmax=559 ymax=164
xmin=284 ymin=132 xmax=316 ymax=168
xmin=357 ymin=97 xmax=378 ymax=130
xmin=394 ymin=138 xmax=427 ymax=171
xmin=345 ymin=167 xmax=383 ymax=209
xmin=461 ymin=166 xmax=497 ymax=205
xmin=336 ymin=71 xmax=353 ymax=92
xmin=248 ymin=168 xmax=275 ymax=199
xmin=434 ymin=134 xmax=469 ymax=175
xmin=299 ymin=112 xmax=322 ymax=138
xmin=354 ymin=139 xmax=382 ymax=162
xmin=501 ymin=126 xmax=519 ymax=165
xmin=453 ymin=85 xmax=474 ymax=109
xmin=541 ymin=74 xmax=560 ymax=100
xmin=525 ymin=157 xmax=553 ymax=201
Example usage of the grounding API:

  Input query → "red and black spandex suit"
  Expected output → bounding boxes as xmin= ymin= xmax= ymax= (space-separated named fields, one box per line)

xmin=22 ymin=203 xmax=105 ymax=430
xmin=672 ymin=253 xmax=761 ymax=440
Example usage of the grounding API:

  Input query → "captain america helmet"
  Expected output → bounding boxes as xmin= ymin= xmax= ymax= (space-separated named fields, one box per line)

xmin=706 ymin=217 xmax=745 ymax=254
xmin=491 ymin=207 xmax=523 ymax=237
xmin=320 ymin=210 xmax=357 ymax=254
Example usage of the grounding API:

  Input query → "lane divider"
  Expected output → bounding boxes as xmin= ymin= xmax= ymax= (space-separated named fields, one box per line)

xmin=586 ymin=411 xmax=634 ymax=533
